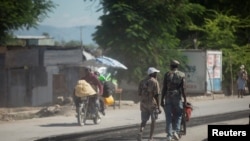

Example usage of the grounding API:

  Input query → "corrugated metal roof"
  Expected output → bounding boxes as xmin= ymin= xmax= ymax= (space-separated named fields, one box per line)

xmin=16 ymin=35 xmax=52 ymax=39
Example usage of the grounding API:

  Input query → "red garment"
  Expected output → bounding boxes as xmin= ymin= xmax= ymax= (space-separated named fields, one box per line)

xmin=82 ymin=72 xmax=103 ymax=95
xmin=185 ymin=107 xmax=192 ymax=121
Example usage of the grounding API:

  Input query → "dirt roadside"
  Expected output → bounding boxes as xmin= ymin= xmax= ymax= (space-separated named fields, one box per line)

xmin=0 ymin=94 xmax=237 ymax=123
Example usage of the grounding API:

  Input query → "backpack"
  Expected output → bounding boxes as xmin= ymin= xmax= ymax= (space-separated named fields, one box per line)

xmin=102 ymin=81 xmax=116 ymax=98
xmin=74 ymin=80 xmax=96 ymax=97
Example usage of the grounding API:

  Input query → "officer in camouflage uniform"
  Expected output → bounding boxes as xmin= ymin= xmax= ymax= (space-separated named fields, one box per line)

xmin=137 ymin=67 xmax=161 ymax=141
xmin=161 ymin=60 xmax=187 ymax=141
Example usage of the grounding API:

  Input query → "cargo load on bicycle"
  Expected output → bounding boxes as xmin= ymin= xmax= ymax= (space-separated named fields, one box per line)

xmin=74 ymin=80 xmax=96 ymax=97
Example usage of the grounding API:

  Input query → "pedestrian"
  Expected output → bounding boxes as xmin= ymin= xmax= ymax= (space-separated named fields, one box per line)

xmin=237 ymin=65 xmax=248 ymax=98
xmin=161 ymin=59 xmax=187 ymax=141
xmin=73 ymin=67 xmax=106 ymax=116
xmin=137 ymin=67 xmax=162 ymax=141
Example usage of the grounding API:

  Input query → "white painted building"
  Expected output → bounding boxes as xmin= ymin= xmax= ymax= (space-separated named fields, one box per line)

xmin=16 ymin=35 xmax=55 ymax=46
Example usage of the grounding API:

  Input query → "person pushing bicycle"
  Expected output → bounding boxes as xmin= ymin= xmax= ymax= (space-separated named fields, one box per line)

xmin=161 ymin=59 xmax=187 ymax=141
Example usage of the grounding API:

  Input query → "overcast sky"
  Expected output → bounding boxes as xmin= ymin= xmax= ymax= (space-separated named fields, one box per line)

xmin=40 ymin=0 xmax=102 ymax=27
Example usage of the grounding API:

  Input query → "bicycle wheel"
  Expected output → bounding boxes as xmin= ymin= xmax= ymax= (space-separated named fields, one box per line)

xmin=82 ymin=98 xmax=89 ymax=125
xmin=77 ymin=106 xmax=84 ymax=126
xmin=180 ymin=109 xmax=186 ymax=136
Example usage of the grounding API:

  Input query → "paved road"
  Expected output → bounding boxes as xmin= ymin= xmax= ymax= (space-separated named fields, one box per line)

xmin=155 ymin=118 xmax=248 ymax=141
xmin=0 ymin=95 xmax=249 ymax=141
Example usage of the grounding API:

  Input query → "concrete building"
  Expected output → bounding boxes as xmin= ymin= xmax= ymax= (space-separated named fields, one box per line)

xmin=0 ymin=47 xmax=84 ymax=107
xmin=15 ymin=35 xmax=55 ymax=46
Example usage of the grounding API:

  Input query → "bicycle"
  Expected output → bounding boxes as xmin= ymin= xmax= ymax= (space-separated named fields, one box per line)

xmin=76 ymin=94 xmax=101 ymax=126
xmin=179 ymin=102 xmax=193 ymax=138
xmin=171 ymin=102 xmax=192 ymax=140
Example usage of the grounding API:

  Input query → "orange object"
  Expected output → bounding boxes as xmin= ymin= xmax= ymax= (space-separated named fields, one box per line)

xmin=185 ymin=106 xmax=193 ymax=121
xmin=104 ymin=95 xmax=114 ymax=106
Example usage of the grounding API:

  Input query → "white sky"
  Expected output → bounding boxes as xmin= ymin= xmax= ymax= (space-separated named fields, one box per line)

xmin=40 ymin=0 xmax=102 ymax=27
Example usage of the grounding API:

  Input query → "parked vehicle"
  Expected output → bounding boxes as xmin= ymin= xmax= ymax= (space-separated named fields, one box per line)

xmin=76 ymin=95 xmax=101 ymax=126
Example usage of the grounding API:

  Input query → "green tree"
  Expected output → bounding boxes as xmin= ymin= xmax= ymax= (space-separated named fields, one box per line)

xmin=187 ymin=11 xmax=239 ymax=49
xmin=189 ymin=0 xmax=250 ymax=46
xmin=64 ymin=40 xmax=81 ymax=47
xmin=87 ymin=0 xmax=250 ymax=94
xmin=92 ymin=0 xmax=204 ymax=83
xmin=182 ymin=10 xmax=250 ymax=94
xmin=177 ymin=0 xmax=250 ymax=94
xmin=0 ymin=0 xmax=56 ymax=45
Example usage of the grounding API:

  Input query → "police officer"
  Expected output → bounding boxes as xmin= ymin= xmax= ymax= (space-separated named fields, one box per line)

xmin=161 ymin=59 xmax=187 ymax=141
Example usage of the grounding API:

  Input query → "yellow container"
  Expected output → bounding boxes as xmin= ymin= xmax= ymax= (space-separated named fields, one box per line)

xmin=104 ymin=95 xmax=114 ymax=106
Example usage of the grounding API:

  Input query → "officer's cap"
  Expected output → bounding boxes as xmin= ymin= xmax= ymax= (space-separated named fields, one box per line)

xmin=171 ymin=59 xmax=180 ymax=65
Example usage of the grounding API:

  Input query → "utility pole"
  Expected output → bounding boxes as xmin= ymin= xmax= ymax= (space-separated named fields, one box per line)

xmin=79 ymin=26 xmax=84 ymax=50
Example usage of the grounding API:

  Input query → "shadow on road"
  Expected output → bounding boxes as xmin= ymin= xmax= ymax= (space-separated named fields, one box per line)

xmin=39 ymin=122 xmax=78 ymax=127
